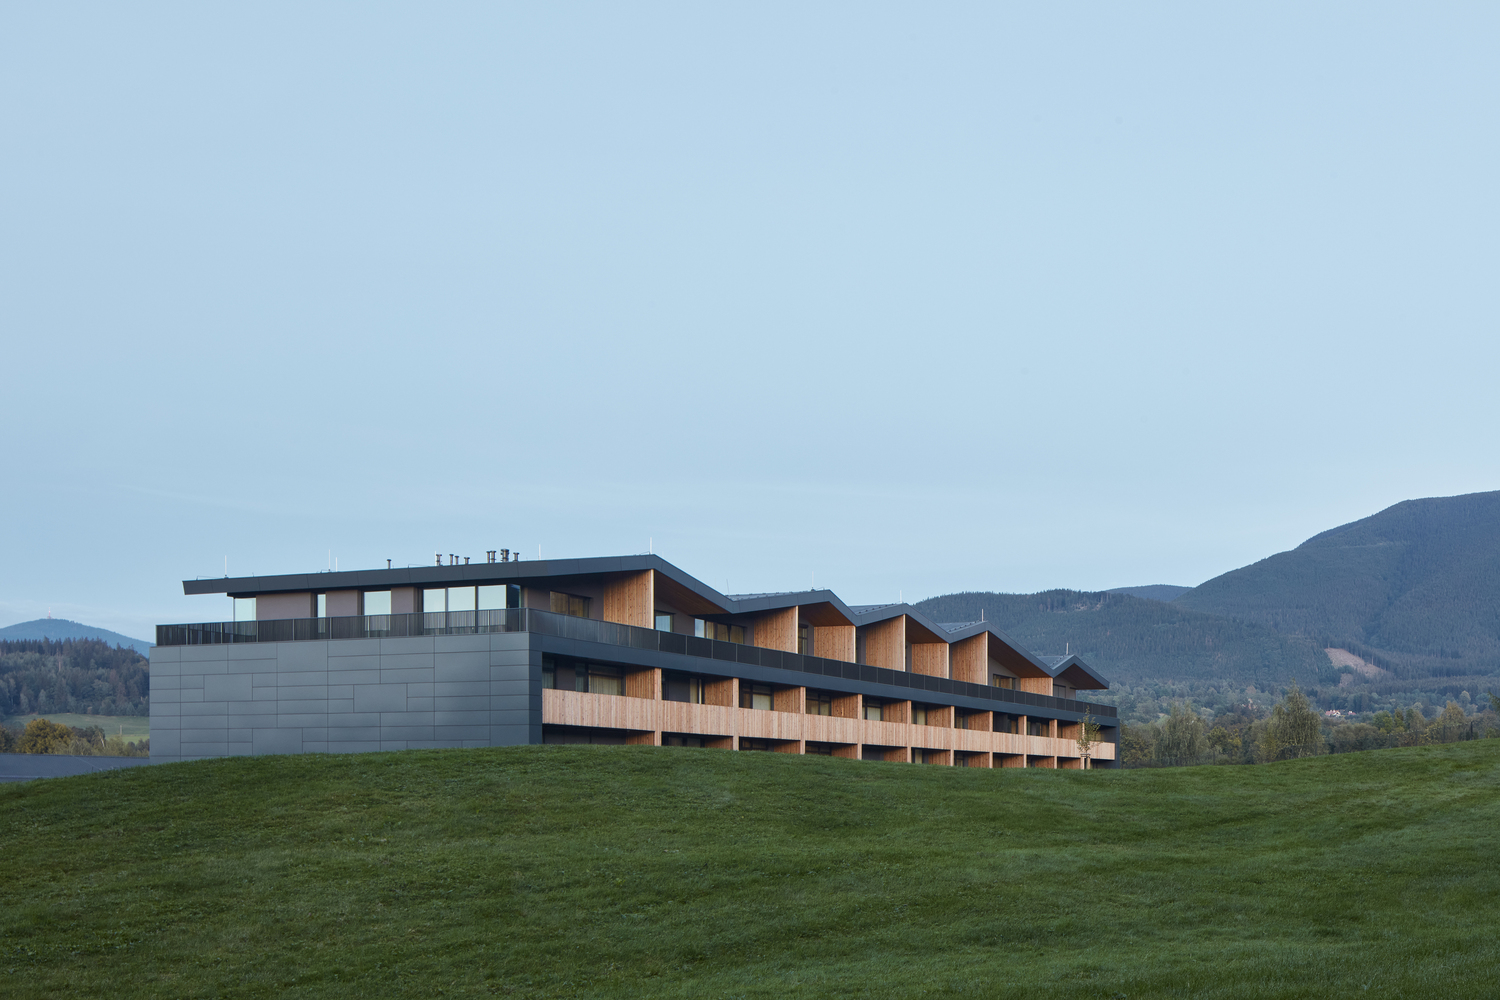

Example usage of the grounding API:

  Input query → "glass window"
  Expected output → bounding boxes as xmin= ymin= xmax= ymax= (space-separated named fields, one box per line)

xmin=477 ymin=585 xmax=506 ymax=611
xmin=542 ymin=660 xmax=556 ymax=689
xmin=448 ymin=587 xmax=476 ymax=612
xmin=550 ymin=592 xmax=590 ymax=618
xmin=664 ymin=672 xmax=706 ymax=704
xmin=798 ymin=624 xmax=809 ymax=654
xmin=912 ymin=706 xmax=928 ymax=726
xmin=316 ymin=593 xmax=327 ymax=618
xmin=586 ymin=666 xmax=624 ymax=696
xmin=992 ymin=675 xmax=1015 ymax=690
xmin=363 ymin=591 xmax=392 ymax=616
xmin=423 ymin=588 xmax=447 ymax=613
xmin=955 ymin=712 xmax=969 ymax=730
xmin=696 ymin=620 xmax=745 ymax=643
xmin=864 ymin=700 xmax=884 ymax=722
xmin=806 ymin=691 xmax=833 ymax=716
xmin=996 ymin=713 xmax=1018 ymax=734
xmin=739 ymin=683 xmax=773 ymax=711
xmin=233 ymin=597 xmax=256 ymax=622
xmin=655 ymin=611 xmax=673 ymax=632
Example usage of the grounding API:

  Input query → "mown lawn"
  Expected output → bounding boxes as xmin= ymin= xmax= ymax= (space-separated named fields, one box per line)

xmin=1 ymin=742 xmax=1497 ymax=998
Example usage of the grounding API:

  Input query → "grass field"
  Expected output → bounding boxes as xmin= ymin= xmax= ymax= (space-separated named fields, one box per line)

xmin=2 ymin=743 xmax=1497 ymax=999
xmin=3 ymin=713 xmax=149 ymax=741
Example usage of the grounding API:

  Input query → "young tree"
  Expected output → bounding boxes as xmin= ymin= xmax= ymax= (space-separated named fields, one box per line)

xmin=1075 ymin=713 xmax=1101 ymax=768
xmin=1264 ymin=684 xmax=1323 ymax=759
xmin=1156 ymin=703 xmax=1208 ymax=762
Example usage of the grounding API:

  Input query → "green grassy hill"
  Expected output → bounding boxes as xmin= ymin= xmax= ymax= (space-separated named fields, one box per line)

xmin=3 ymin=744 xmax=1497 ymax=998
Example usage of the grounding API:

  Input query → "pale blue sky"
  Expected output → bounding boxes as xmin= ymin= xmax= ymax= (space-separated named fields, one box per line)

xmin=3 ymin=3 xmax=1498 ymax=641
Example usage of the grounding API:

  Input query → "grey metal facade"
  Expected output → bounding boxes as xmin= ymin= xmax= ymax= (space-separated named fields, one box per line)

xmin=149 ymin=632 xmax=537 ymax=764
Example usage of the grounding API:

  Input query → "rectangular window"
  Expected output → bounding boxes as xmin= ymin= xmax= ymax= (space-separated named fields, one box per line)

xmin=996 ymin=713 xmax=1019 ymax=734
xmin=1029 ymin=718 xmax=1049 ymax=737
xmin=739 ymin=683 xmax=773 ymax=711
xmin=695 ymin=620 xmax=745 ymax=643
xmin=806 ymin=691 xmax=833 ymax=716
xmin=798 ymin=624 xmax=809 ymax=654
xmin=863 ymin=699 xmax=884 ymax=722
xmin=912 ymin=706 xmax=928 ymax=726
xmin=233 ymin=597 xmax=256 ymax=622
xmin=363 ymin=591 xmax=392 ymax=616
xmin=1053 ymin=685 xmax=1073 ymax=699
xmin=579 ymin=665 xmax=623 ymax=696
xmin=655 ymin=611 xmax=674 ymax=632
xmin=992 ymin=675 xmax=1015 ymax=690
xmin=316 ymin=593 xmax=327 ymax=618
xmin=477 ymin=585 xmax=507 ymax=611
xmin=423 ymin=588 xmax=447 ymax=613
xmin=551 ymin=592 xmax=590 ymax=618
xmin=664 ymin=671 xmax=706 ymax=704
xmin=954 ymin=712 xmax=969 ymax=730
xmin=542 ymin=660 xmax=556 ymax=689
xmin=448 ymin=587 xmax=476 ymax=612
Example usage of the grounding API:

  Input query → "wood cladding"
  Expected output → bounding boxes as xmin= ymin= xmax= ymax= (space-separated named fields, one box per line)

xmin=862 ymin=617 xmax=905 ymax=671
xmin=950 ymin=633 xmax=987 ymax=685
xmin=911 ymin=642 xmax=949 ymax=678
xmin=602 ymin=570 xmax=654 ymax=628
xmin=755 ymin=606 xmax=799 ymax=653
xmin=815 ymin=624 xmax=855 ymax=661
xmin=541 ymin=689 xmax=1114 ymax=762
xmin=1019 ymin=676 xmax=1053 ymax=696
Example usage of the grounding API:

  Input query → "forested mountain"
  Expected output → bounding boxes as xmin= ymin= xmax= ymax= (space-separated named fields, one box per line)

xmin=1174 ymin=491 xmax=1500 ymax=683
xmin=1105 ymin=584 xmax=1192 ymax=602
xmin=0 ymin=639 xmax=149 ymax=717
xmin=915 ymin=590 xmax=1331 ymax=691
xmin=0 ymin=619 xmax=152 ymax=657
xmin=918 ymin=490 xmax=1500 ymax=723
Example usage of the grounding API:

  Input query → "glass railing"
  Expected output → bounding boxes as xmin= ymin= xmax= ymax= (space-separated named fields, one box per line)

xmin=156 ymin=607 xmax=1116 ymax=718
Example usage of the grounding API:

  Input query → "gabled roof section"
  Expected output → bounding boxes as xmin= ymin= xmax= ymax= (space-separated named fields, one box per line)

xmin=182 ymin=553 xmax=1108 ymax=687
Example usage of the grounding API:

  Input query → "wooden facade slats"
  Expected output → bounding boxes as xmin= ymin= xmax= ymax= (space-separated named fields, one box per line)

xmin=602 ymin=570 xmax=654 ymax=628
xmin=815 ymin=624 xmax=855 ymax=661
xmin=754 ymin=606 xmax=799 ymax=653
xmin=541 ymin=690 xmax=1115 ymax=761
xmin=911 ymin=642 xmax=949 ymax=678
xmin=950 ymin=633 xmax=987 ymax=685
xmin=862 ymin=616 xmax=905 ymax=672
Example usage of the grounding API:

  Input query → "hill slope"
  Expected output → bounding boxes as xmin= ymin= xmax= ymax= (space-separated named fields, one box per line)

xmin=0 ymin=618 xmax=152 ymax=657
xmin=1106 ymin=583 xmax=1192 ymax=601
xmin=915 ymin=589 xmax=1331 ymax=690
xmin=1176 ymin=490 xmax=1500 ymax=681
xmin=1 ymin=744 xmax=1496 ymax=998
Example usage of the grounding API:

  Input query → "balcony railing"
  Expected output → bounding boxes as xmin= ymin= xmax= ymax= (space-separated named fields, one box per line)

xmin=156 ymin=608 xmax=1117 ymax=719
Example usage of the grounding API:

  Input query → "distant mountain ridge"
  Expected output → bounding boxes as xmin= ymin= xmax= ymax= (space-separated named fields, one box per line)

xmin=914 ymin=589 xmax=1329 ymax=691
xmin=1106 ymin=584 xmax=1192 ymax=602
xmin=0 ymin=619 xmax=153 ymax=657
xmin=1174 ymin=490 xmax=1500 ymax=680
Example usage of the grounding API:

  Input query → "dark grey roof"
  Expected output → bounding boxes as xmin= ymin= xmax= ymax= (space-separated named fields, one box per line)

xmin=181 ymin=553 xmax=1109 ymax=689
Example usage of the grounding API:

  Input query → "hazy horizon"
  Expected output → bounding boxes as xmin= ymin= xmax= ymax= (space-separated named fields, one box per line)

xmin=5 ymin=4 xmax=1499 ymax=640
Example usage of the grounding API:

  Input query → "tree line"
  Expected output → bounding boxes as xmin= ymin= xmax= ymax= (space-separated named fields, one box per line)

xmin=0 ymin=638 xmax=149 ymax=717
xmin=1121 ymin=686 xmax=1500 ymax=767
xmin=0 ymin=717 xmax=149 ymax=756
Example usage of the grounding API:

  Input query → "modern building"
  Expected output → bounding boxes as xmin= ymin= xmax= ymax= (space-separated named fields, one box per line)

xmin=151 ymin=554 xmax=1118 ymax=767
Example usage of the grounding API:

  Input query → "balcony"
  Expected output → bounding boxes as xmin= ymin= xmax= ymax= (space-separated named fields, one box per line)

xmin=156 ymin=607 xmax=1116 ymax=719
